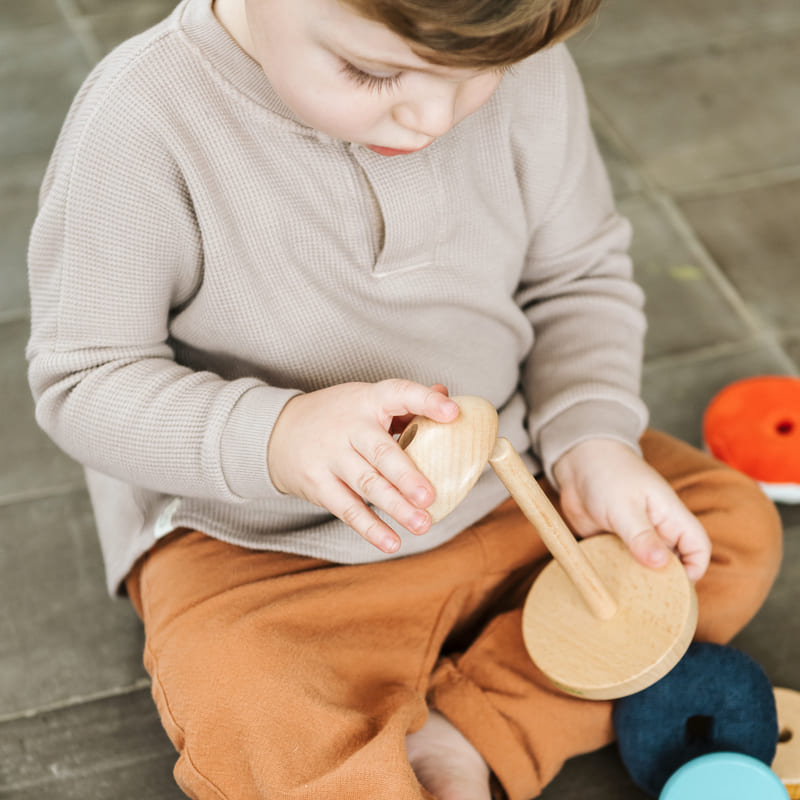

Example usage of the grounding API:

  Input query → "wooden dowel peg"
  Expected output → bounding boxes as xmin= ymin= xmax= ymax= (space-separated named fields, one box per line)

xmin=488 ymin=437 xmax=617 ymax=620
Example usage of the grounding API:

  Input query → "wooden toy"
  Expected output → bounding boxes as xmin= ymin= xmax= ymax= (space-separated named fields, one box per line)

xmin=399 ymin=395 xmax=697 ymax=700
xmin=658 ymin=753 xmax=789 ymax=800
xmin=613 ymin=642 xmax=779 ymax=796
xmin=773 ymin=688 xmax=800 ymax=798
xmin=703 ymin=376 xmax=800 ymax=503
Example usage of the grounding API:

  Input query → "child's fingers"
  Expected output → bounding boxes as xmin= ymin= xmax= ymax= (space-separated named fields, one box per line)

xmin=613 ymin=505 xmax=672 ymax=570
xmin=376 ymin=379 xmax=459 ymax=425
xmin=676 ymin=541 xmax=711 ymax=584
xmin=315 ymin=477 xmax=402 ymax=553
xmin=350 ymin=428 xmax=434 ymax=508
xmin=389 ymin=384 xmax=450 ymax=434
xmin=625 ymin=526 xmax=672 ymax=570
xmin=643 ymin=490 xmax=712 ymax=583
xmin=662 ymin=509 xmax=711 ymax=583
xmin=618 ymin=497 xmax=711 ymax=582
xmin=337 ymin=448 xmax=432 ymax=535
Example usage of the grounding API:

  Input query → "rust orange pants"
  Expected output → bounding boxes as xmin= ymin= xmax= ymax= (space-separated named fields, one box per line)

xmin=126 ymin=431 xmax=782 ymax=800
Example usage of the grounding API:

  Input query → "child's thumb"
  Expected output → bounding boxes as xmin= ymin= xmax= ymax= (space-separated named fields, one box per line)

xmin=619 ymin=512 xmax=671 ymax=570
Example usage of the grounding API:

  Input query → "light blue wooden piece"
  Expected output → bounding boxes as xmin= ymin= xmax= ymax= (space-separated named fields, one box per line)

xmin=659 ymin=752 xmax=788 ymax=799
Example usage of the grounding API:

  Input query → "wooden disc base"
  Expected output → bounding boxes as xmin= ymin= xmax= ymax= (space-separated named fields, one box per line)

xmin=522 ymin=534 xmax=697 ymax=700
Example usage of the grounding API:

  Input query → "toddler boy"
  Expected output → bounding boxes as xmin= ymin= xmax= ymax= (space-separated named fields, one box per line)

xmin=27 ymin=0 xmax=782 ymax=798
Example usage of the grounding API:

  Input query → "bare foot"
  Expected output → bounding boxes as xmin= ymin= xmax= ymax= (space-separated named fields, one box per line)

xmin=405 ymin=710 xmax=492 ymax=800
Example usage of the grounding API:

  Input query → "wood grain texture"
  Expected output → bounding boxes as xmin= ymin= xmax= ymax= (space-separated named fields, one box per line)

xmin=773 ymin=687 xmax=800 ymax=797
xmin=489 ymin=437 xmax=617 ymax=620
xmin=398 ymin=395 xmax=497 ymax=523
xmin=522 ymin=535 xmax=697 ymax=699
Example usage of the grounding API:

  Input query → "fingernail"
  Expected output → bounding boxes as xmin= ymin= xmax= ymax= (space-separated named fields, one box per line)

xmin=410 ymin=511 xmax=429 ymax=533
xmin=650 ymin=549 xmax=669 ymax=567
xmin=413 ymin=487 xmax=432 ymax=507
xmin=383 ymin=535 xmax=400 ymax=553
xmin=442 ymin=400 xmax=459 ymax=418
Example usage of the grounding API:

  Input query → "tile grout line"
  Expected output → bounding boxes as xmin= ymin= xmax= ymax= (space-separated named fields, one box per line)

xmin=587 ymin=97 xmax=792 ymax=356
xmin=53 ymin=0 xmax=104 ymax=67
xmin=644 ymin=190 xmax=765 ymax=335
xmin=666 ymin=163 xmax=800 ymax=199
xmin=572 ymin=20 xmax=800 ymax=71
xmin=643 ymin=332 xmax=799 ymax=377
xmin=587 ymin=93 xmax=800 ymax=378
xmin=643 ymin=204 xmax=797 ymax=376
xmin=0 ymin=677 xmax=152 ymax=725
xmin=587 ymin=92 xmax=800 ymax=201
xmin=0 ymin=482 xmax=88 ymax=509
xmin=0 ymin=308 xmax=31 ymax=325
xmin=0 ymin=749 xmax=170 ymax=793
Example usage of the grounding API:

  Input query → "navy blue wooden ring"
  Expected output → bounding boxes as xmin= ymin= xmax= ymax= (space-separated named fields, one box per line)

xmin=613 ymin=642 xmax=779 ymax=797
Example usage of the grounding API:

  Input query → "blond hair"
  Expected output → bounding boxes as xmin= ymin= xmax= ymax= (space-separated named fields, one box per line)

xmin=340 ymin=0 xmax=602 ymax=68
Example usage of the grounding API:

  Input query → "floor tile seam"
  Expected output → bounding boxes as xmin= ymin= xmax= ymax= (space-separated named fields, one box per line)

xmin=0 ymin=745 xmax=168 ymax=794
xmin=587 ymin=101 xmax=765 ymax=339
xmin=53 ymin=0 xmax=104 ymax=66
xmin=0 ymin=482 xmax=88 ymax=509
xmin=666 ymin=164 xmax=800 ymax=200
xmin=640 ymin=190 xmax=765 ymax=335
xmin=779 ymin=326 xmax=800 ymax=340
xmin=642 ymin=332 xmax=799 ymax=377
xmin=573 ymin=21 xmax=800 ymax=71
xmin=0 ymin=677 xmax=152 ymax=725
xmin=0 ymin=309 xmax=30 ymax=326
xmin=587 ymin=95 xmax=641 ymax=172
xmin=587 ymin=89 xmax=800 ymax=200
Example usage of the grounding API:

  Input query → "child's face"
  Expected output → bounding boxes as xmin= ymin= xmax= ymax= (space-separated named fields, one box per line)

xmin=240 ymin=0 xmax=505 ymax=154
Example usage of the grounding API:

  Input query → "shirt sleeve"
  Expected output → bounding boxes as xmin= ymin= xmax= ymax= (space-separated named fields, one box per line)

xmin=26 ymin=84 xmax=299 ymax=503
xmin=511 ymin=45 xmax=649 ymax=485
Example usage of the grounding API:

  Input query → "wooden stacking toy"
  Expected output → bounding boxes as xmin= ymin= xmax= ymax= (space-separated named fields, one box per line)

xmin=658 ymin=753 xmax=789 ymax=800
xmin=399 ymin=396 xmax=698 ymax=700
xmin=613 ymin=642 xmax=780 ymax=796
xmin=703 ymin=376 xmax=800 ymax=503
xmin=773 ymin=688 xmax=800 ymax=799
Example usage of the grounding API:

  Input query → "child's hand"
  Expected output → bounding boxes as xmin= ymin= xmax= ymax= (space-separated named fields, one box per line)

xmin=552 ymin=439 xmax=711 ymax=582
xmin=267 ymin=381 xmax=459 ymax=553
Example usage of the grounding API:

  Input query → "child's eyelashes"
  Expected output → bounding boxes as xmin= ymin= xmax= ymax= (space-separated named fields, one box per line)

xmin=338 ymin=59 xmax=511 ymax=93
xmin=339 ymin=60 xmax=402 ymax=93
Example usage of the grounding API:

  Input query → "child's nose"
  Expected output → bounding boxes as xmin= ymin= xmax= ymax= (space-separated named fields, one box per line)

xmin=392 ymin=89 xmax=457 ymax=139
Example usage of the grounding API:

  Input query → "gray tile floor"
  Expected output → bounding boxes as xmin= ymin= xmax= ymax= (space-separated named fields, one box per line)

xmin=1 ymin=1 xmax=799 ymax=798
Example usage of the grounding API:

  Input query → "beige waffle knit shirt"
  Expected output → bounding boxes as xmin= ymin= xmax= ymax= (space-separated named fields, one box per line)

xmin=27 ymin=0 xmax=648 ymax=594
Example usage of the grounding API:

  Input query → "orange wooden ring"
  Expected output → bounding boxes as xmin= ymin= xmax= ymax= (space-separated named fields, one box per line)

xmin=703 ymin=376 xmax=800 ymax=503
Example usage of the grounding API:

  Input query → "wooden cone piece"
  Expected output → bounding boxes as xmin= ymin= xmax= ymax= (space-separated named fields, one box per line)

xmin=398 ymin=396 xmax=498 ymax=524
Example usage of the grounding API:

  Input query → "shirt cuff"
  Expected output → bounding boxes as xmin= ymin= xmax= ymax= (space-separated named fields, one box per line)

xmin=535 ymin=399 xmax=647 ymax=489
xmin=220 ymin=384 xmax=303 ymax=500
